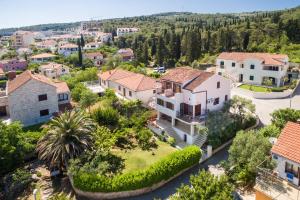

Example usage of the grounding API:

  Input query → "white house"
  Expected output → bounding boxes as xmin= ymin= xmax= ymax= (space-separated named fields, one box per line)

xmin=155 ymin=67 xmax=231 ymax=145
xmin=30 ymin=53 xmax=57 ymax=63
xmin=98 ymin=69 xmax=156 ymax=104
xmin=58 ymin=43 xmax=79 ymax=56
xmin=271 ymin=122 xmax=300 ymax=187
xmin=35 ymin=40 xmax=57 ymax=53
xmin=39 ymin=62 xmax=70 ymax=79
xmin=84 ymin=42 xmax=101 ymax=50
xmin=11 ymin=31 xmax=35 ymax=49
xmin=5 ymin=71 xmax=71 ymax=126
xmin=117 ymin=28 xmax=139 ymax=37
xmin=216 ymin=52 xmax=289 ymax=87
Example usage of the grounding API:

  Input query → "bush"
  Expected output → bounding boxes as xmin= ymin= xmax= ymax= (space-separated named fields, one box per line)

xmin=136 ymin=129 xmax=153 ymax=150
xmin=167 ymin=137 xmax=176 ymax=146
xmin=72 ymin=146 xmax=201 ymax=192
xmin=92 ymin=107 xmax=119 ymax=127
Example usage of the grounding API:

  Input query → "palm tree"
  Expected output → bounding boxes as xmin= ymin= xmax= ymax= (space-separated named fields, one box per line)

xmin=36 ymin=110 xmax=96 ymax=171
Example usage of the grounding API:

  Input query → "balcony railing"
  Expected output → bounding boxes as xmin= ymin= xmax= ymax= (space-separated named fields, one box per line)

xmin=157 ymin=88 xmax=175 ymax=97
xmin=176 ymin=111 xmax=207 ymax=123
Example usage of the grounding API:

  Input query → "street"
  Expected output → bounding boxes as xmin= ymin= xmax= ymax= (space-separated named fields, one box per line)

xmin=231 ymin=83 xmax=300 ymax=125
xmin=122 ymin=147 xmax=229 ymax=200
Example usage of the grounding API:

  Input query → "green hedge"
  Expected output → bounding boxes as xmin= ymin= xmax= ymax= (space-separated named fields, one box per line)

xmin=72 ymin=145 xmax=201 ymax=192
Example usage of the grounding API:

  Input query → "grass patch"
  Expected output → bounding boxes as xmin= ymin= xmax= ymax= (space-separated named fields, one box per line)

xmin=239 ymin=84 xmax=288 ymax=93
xmin=112 ymin=140 xmax=177 ymax=173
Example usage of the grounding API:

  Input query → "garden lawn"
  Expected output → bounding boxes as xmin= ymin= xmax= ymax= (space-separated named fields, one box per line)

xmin=239 ymin=84 xmax=270 ymax=92
xmin=112 ymin=140 xmax=177 ymax=173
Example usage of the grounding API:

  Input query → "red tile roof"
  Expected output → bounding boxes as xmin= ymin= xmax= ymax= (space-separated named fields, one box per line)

xmin=271 ymin=122 xmax=300 ymax=164
xmin=8 ymin=70 xmax=69 ymax=94
xmin=30 ymin=53 xmax=56 ymax=59
xmin=98 ymin=69 xmax=156 ymax=91
xmin=54 ymin=81 xmax=70 ymax=93
xmin=218 ymin=52 xmax=288 ymax=66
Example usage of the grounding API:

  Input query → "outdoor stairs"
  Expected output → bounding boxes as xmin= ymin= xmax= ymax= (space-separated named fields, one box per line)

xmin=193 ymin=133 xmax=207 ymax=148
xmin=156 ymin=120 xmax=188 ymax=149
xmin=41 ymin=176 xmax=54 ymax=200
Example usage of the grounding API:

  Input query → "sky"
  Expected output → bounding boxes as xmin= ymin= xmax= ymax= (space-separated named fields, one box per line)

xmin=0 ymin=0 xmax=299 ymax=29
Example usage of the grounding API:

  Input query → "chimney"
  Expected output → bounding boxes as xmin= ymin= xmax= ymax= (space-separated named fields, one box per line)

xmin=7 ymin=71 xmax=17 ymax=80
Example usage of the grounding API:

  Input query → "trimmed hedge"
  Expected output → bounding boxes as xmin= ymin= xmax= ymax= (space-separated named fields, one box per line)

xmin=72 ymin=145 xmax=201 ymax=192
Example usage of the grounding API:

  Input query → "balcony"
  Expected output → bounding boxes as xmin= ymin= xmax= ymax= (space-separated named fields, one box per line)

xmin=176 ymin=111 xmax=207 ymax=124
xmin=255 ymin=167 xmax=300 ymax=200
xmin=157 ymin=88 xmax=175 ymax=97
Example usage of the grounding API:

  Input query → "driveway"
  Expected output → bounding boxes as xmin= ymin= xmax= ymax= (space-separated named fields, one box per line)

xmin=122 ymin=147 xmax=229 ymax=200
xmin=231 ymin=83 xmax=300 ymax=125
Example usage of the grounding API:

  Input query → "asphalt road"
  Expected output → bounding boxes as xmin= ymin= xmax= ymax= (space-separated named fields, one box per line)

xmin=231 ymin=83 xmax=300 ymax=125
xmin=122 ymin=146 xmax=229 ymax=200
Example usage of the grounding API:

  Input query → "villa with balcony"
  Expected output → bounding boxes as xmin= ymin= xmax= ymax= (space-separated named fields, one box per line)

xmin=155 ymin=67 xmax=231 ymax=146
xmin=255 ymin=122 xmax=300 ymax=200
xmin=216 ymin=52 xmax=289 ymax=87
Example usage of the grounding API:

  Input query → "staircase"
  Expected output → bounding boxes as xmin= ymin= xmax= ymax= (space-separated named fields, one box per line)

xmin=193 ymin=133 xmax=207 ymax=148
xmin=156 ymin=120 xmax=188 ymax=149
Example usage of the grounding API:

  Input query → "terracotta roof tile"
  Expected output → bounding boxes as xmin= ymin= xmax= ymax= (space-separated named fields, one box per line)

xmin=184 ymin=72 xmax=214 ymax=91
xmin=98 ymin=69 xmax=135 ymax=81
xmin=218 ymin=52 xmax=288 ymax=66
xmin=271 ymin=122 xmax=300 ymax=164
xmin=30 ymin=53 xmax=56 ymax=59
xmin=54 ymin=81 xmax=70 ymax=93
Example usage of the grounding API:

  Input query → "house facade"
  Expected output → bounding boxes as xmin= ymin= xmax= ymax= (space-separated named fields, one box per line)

xmin=11 ymin=31 xmax=35 ymax=49
xmin=117 ymin=28 xmax=139 ymax=36
xmin=30 ymin=53 xmax=56 ymax=63
xmin=98 ymin=69 xmax=156 ymax=104
xmin=255 ymin=122 xmax=300 ymax=200
xmin=216 ymin=52 xmax=289 ymax=87
xmin=58 ymin=43 xmax=79 ymax=56
xmin=84 ymin=42 xmax=101 ymax=50
xmin=39 ymin=62 xmax=70 ymax=79
xmin=117 ymin=48 xmax=134 ymax=61
xmin=84 ymin=52 xmax=104 ymax=66
xmin=0 ymin=59 xmax=27 ymax=72
xmin=155 ymin=67 xmax=230 ymax=145
xmin=4 ymin=71 xmax=70 ymax=126
xmin=35 ymin=40 xmax=57 ymax=53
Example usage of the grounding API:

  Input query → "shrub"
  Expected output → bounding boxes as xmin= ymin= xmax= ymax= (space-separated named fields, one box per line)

xmin=72 ymin=146 xmax=201 ymax=192
xmin=136 ymin=129 xmax=153 ymax=150
xmin=167 ymin=137 xmax=176 ymax=146
xmin=92 ymin=107 xmax=119 ymax=127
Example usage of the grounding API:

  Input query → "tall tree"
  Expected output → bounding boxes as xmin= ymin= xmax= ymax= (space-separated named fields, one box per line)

xmin=36 ymin=111 xmax=96 ymax=170
xmin=77 ymin=39 xmax=83 ymax=69
xmin=142 ymin=41 xmax=149 ymax=65
xmin=156 ymin=35 xmax=165 ymax=65
xmin=80 ymin=34 xmax=85 ymax=48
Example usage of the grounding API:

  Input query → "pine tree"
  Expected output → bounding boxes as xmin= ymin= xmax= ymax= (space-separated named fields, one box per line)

xmin=156 ymin=36 xmax=165 ymax=65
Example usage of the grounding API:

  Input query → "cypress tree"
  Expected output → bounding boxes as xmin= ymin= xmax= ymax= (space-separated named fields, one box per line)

xmin=80 ymin=34 xmax=85 ymax=48
xmin=77 ymin=39 xmax=83 ymax=69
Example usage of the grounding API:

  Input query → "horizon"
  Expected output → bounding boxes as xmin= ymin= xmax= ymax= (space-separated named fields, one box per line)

xmin=0 ymin=0 xmax=299 ymax=29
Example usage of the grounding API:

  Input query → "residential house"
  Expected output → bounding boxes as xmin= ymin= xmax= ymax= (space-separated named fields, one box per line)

xmin=3 ymin=71 xmax=70 ymax=126
xmin=117 ymin=48 xmax=134 ymax=61
xmin=16 ymin=48 xmax=33 ymax=56
xmin=84 ymin=42 xmax=101 ymax=50
xmin=155 ymin=67 xmax=230 ymax=145
xmin=11 ymin=31 xmax=35 ymax=49
xmin=84 ymin=52 xmax=104 ymax=66
xmin=95 ymin=32 xmax=112 ymax=43
xmin=35 ymin=40 xmax=57 ymax=53
xmin=0 ymin=68 xmax=5 ymax=79
xmin=98 ymin=69 xmax=156 ymax=104
xmin=216 ymin=52 xmax=289 ymax=87
xmin=30 ymin=53 xmax=56 ymax=63
xmin=58 ymin=43 xmax=79 ymax=56
xmin=39 ymin=62 xmax=70 ymax=79
xmin=255 ymin=122 xmax=300 ymax=200
xmin=81 ymin=21 xmax=102 ymax=31
xmin=0 ymin=59 xmax=27 ymax=72
xmin=117 ymin=28 xmax=139 ymax=37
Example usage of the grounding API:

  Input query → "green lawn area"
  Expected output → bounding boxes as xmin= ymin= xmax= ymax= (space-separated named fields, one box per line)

xmin=239 ymin=84 xmax=270 ymax=92
xmin=112 ymin=140 xmax=177 ymax=173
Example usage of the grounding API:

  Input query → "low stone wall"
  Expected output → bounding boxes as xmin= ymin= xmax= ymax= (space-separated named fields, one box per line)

xmin=252 ymin=90 xmax=293 ymax=99
xmin=70 ymin=164 xmax=197 ymax=200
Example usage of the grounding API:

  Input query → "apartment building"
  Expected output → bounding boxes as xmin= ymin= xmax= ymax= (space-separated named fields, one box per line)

xmin=11 ymin=31 xmax=35 ymax=49
xmin=216 ymin=52 xmax=289 ymax=87
xmin=155 ymin=67 xmax=230 ymax=144
xmin=35 ymin=40 xmax=57 ymax=53
xmin=117 ymin=28 xmax=139 ymax=37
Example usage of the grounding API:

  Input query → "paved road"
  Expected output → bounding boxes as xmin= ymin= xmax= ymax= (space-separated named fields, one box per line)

xmin=122 ymin=147 xmax=229 ymax=200
xmin=231 ymin=83 xmax=300 ymax=125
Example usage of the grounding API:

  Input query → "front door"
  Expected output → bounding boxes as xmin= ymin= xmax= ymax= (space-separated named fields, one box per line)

xmin=239 ymin=74 xmax=243 ymax=82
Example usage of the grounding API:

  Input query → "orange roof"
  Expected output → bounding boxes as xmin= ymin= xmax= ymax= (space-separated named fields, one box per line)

xmin=30 ymin=53 xmax=56 ymax=59
xmin=98 ymin=69 xmax=135 ymax=81
xmin=84 ymin=52 xmax=103 ymax=59
xmin=271 ymin=122 xmax=300 ymax=164
xmin=8 ymin=70 xmax=69 ymax=94
xmin=98 ymin=69 xmax=156 ymax=92
xmin=218 ymin=52 xmax=288 ymax=66
xmin=39 ymin=62 xmax=68 ymax=70
xmin=161 ymin=67 xmax=202 ymax=83
xmin=54 ymin=81 xmax=70 ymax=93
xmin=116 ymin=73 xmax=156 ymax=92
